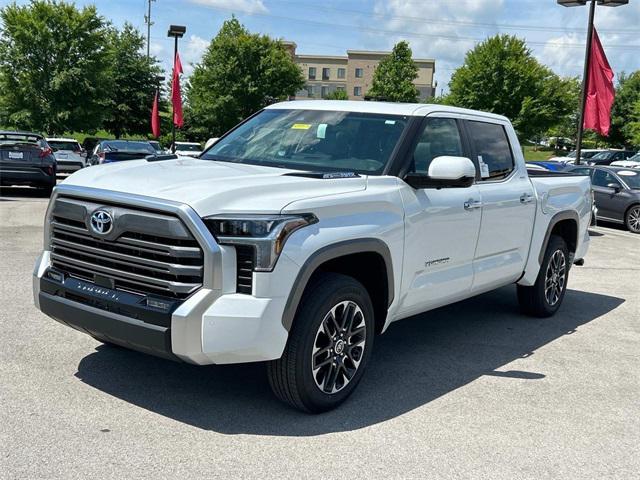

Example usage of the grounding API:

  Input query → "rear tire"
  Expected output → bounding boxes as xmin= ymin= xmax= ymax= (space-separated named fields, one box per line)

xmin=625 ymin=205 xmax=640 ymax=234
xmin=268 ymin=273 xmax=375 ymax=413
xmin=517 ymin=235 xmax=569 ymax=318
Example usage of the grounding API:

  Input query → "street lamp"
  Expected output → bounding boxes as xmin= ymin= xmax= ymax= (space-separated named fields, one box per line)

xmin=167 ymin=25 xmax=186 ymax=152
xmin=557 ymin=0 xmax=630 ymax=164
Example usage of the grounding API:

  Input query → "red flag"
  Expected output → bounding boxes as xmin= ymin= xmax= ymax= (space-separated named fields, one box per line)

xmin=584 ymin=28 xmax=615 ymax=137
xmin=171 ymin=52 xmax=184 ymax=128
xmin=151 ymin=91 xmax=160 ymax=138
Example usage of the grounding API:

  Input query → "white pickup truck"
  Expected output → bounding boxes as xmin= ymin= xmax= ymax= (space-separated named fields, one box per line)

xmin=33 ymin=101 xmax=591 ymax=412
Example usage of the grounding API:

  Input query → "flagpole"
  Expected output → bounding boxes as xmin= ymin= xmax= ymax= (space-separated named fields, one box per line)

xmin=172 ymin=35 xmax=178 ymax=153
xmin=575 ymin=0 xmax=597 ymax=166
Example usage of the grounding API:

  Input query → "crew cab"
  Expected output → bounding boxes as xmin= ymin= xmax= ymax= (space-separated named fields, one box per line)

xmin=33 ymin=101 xmax=591 ymax=412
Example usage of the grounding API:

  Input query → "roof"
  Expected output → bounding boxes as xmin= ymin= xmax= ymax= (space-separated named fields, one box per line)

xmin=266 ymin=100 xmax=510 ymax=122
xmin=46 ymin=137 xmax=79 ymax=142
xmin=346 ymin=50 xmax=435 ymax=63
xmin=0 ymin=130 xmax=42 ymax=138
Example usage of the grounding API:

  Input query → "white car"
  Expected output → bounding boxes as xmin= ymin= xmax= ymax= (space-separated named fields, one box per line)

xmin=33 ymin=101 xmax=591 ymax=412
xmin=204 ymin=137 xmax=219 ymax=150
xmin=172 ymin=141 xmax=202 ymax=157
xmin=46 ymin=137 xmax=85 ymax=173
xmin=548 ymin=149 xmax=605 ymax=164
xmin=611 ymin=153 xmax=640 ymax=169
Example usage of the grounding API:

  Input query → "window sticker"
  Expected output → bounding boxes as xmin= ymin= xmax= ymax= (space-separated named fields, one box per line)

xmin=618 ymin=170 xmax=637 ymax=176
xmin=317 ymin=124 xmax=327 ymax=139
xmin=478 ymin=155 xmax=490 ymax=178
xmin=291 ymin=123 xmax=312 ymax=130
xmin=385 ymin=120 xmax=396 ymax=125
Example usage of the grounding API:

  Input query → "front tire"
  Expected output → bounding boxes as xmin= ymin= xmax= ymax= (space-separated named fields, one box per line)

xmin=625 ymin=205 xmax=640 ymax=234
xmin=268 ymin=273 xmax=375 ymax=413
xmin=517 ymin=235 xmax=570 ymax=318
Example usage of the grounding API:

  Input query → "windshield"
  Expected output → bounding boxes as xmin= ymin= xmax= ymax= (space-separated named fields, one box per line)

xmin=201 ymin=109 xmax=409 ymax=175
xmin=592 ymin=151 xmax=614 ymax=160
xmin=628 ymin=153 xmax=640 ymax=161
xmin=48 ymin=140 xmax=80 ymax=151
xmin=617 ymin=169 xmax=640 ymax=189
xmin=582 ymin=151 xmax=600 ymax=159
xmin=104 ymin=141 xmax=155 ymax=153
xmin=176 ymin=143 xmax=202 ymax=151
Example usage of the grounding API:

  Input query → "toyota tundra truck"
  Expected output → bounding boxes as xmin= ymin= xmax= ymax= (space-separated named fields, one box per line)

xmin=33 ymin=101 xmax=591 ymax=412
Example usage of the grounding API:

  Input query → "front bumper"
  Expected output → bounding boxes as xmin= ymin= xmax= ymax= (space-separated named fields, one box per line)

xmin=56 ymin=161 xmax=84 ymax=173
xmin=33 ymin=190 xmax=295 ymax=365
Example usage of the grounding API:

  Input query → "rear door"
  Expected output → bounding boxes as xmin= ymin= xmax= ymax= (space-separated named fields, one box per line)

xmin=464 ymin=119 xmax=537 ymax=292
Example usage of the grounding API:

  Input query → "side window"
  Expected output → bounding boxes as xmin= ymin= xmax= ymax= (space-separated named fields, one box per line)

xmin=411 ymin=118 xmax=465 ymax=174
xmin=571 ymin=168 xmax=591 ymax=176
xmin=467 ymin=121 xmax=514 ymax=180
xmin=592 ymin=169 xmax=619 ymax=188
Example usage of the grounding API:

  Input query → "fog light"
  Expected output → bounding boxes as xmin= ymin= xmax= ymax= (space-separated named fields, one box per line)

xmin=147 ymin=298 xmax=171 ymax=310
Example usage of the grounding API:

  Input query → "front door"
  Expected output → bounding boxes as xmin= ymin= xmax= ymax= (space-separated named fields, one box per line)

xmin=591 ymin=168 xmax=627 ymax=222
xmin=464 ymin=120 xmax=537 ymax=292
xmin=398 ymin=116 xmax=482 ymax=316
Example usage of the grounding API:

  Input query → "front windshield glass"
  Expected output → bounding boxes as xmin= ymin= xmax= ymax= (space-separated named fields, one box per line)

xmin=617 ymin=170 xmax=640 ymax=189
xmin=582 ymin=151 xmax=599 ymax=159
xmin=592 ymin=151 xmax=614 ymax=160
xmin=201 ymin=109 xmax=409 ymax=175
xmin=48 ymin=141 xmax=80 ymax=151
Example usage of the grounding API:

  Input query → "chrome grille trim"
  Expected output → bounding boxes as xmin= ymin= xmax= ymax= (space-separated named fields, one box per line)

xmin=46 ymin=186 xmax=221 ymax=299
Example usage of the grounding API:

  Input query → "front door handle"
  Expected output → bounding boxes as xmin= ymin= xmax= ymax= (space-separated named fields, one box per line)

xmin=464 ymin=200 xmax=483 ymax=210
xmin=520 ymin=193 xmax=534 ymax=204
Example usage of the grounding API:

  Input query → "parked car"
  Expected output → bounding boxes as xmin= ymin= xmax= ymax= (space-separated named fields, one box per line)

xmin=46 ymin=137 xmax=85 ymax=173
xmin=89 ymin=140 xmax=156 ymax=165
xmin=204 ymin=137 xmax=219 ymax=150
xmin=148 ymin=140 xmax=167 ymax=154
xmin=34 ymin=101 xmax=592 ymax=412
xmin=610 ymin=152 xmax=640 ymax=169
xmin=548 ymin=149 xmax=605 ymax=164
xmin=526 ymin=162 xmax=549 ymax=171
xmin=0 ymin=130 xmax=56 ymax=194
xmin=568 ymin=165 xmax=640 ymax=233
xmin=172 ymin=141 xmax=202 ymax=157
xmin=586 ymin=150 xmax=636 ymax=166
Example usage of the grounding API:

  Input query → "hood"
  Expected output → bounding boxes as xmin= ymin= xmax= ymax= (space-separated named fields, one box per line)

xmin=60 ymin=157 xmax=367 ymax=216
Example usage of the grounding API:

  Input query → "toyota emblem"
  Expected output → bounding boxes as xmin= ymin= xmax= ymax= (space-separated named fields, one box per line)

xmin=90 ymin=210 xmax=113 ymax=235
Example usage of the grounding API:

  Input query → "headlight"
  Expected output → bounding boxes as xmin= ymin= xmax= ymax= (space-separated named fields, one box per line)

xmin=203 ymin=214 xmax=318 ymax=271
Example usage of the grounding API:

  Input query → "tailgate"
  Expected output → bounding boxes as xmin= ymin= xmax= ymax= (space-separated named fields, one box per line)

xmin=0 ymin=143 xmax=41 ymax=164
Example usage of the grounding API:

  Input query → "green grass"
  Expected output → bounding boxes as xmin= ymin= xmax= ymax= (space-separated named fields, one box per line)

xmin=522 ymin=145 xmax=562 ymax=162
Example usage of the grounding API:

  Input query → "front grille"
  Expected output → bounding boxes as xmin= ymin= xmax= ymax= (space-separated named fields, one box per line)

xmin=49 ymin=196 xmax=204 ymax=299
xmin=235 ymin=245 xmax=255 ymax=294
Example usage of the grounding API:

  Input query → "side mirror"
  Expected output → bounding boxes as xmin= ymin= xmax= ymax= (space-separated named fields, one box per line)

xmin=404 ymin=156 xmax=476 ymax=189
xmin=607 ymin=183 xmax=622 ymax=193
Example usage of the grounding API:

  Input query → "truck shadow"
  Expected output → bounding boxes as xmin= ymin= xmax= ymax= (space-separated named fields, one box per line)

xmin=75 ymin=286 xmax=623 ymax=436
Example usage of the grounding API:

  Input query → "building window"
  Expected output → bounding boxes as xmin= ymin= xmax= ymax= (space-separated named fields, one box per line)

xmin=306 ymin=85 xmax=314 ymax=98
xmin=321 ymin=86 xmax=329 ymax=98
xmin=337 ymin=68 xmax=346 ymax=79
xmin=308 ymin=67 xmax=316 ymax=80
xmin=322 ymin=68 xmax=330 ymax=80
xmin=355 ymin=68 xmax=363 ymax=78
xmin=354 ymin=86 xmax=362 ymax=96
xmin=337 ymin=86 xmax=345 ymax=92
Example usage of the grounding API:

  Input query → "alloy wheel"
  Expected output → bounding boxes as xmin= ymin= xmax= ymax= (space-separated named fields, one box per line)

xmin=628 ymin=207 xmax=640 ymax=233
xmin=544 ymin=250 xmax=567 ymax=306
xmin=311 ymin=300 xmax=367 ymax=394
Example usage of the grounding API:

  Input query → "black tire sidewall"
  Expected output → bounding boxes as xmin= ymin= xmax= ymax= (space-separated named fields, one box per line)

xmin=293 ymin=274 xmax=375 ymax=412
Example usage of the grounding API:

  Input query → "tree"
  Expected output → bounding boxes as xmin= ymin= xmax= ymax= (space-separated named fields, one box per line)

xmin=102 ymin=24 xmax=163 ymax=139
xmin=186 ymin=18 xmax=305 ymax=138
xmin=629 ymin=100 xmax=640 ymax=147
xmin=325 ymin=89 xmax=349 ymax=100
xmin=448 ymin=35 xmax=575 ymax=140
xmin=367 ymin=41 xmax=419 ymax=103
xmin=609 ymin=71 xmax=640 ymax=147
xmin=0 ymin=0 xmax=111 ymax=134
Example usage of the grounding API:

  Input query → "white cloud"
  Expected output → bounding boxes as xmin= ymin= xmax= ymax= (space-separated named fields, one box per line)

xmin=187 ymin=0 xmax=267 ymax=14
xmin=181 ymin=34 xmax=209 ymax=75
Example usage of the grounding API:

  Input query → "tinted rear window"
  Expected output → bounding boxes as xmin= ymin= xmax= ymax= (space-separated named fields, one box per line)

xmin=467 ymin=121 xmax=514 ymax=180
xmin=104 ymin=141 xmax=155 ymax=153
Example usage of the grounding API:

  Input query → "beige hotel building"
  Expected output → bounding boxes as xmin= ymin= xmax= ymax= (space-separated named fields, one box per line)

xmin=283 ymin=42 xmax=436 ymax=101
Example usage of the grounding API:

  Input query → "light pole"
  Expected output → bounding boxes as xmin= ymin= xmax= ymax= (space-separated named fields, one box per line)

xmin=557 ymin=0 xmax=629 ymax=165
xmin=167 ymin=25 xmax=186 ymax=153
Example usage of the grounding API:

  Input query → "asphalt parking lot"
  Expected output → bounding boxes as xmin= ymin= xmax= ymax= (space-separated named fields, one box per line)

xmin=1 ymin=186 xmax=639 ymax=480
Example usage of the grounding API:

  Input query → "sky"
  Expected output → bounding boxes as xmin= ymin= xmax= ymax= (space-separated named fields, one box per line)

xmin=2 ymin=0 xmax=639 ymax=93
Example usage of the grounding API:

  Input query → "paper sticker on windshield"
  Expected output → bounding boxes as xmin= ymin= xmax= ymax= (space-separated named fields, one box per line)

xmin=618 ymin=170 xmax=637 ymax=176
xmin=385 ymin=120 xmax=396 ymax=125
xmin=478 ymin=155 xmax=490 ymax=178
xmin=317 ymin=124 xmax=327 ymax=139
xmin=291 ymin=123 xmax=312 ymax=130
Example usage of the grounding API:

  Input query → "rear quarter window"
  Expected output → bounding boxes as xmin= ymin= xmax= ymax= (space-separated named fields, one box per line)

xmin=467 ymin=121 xmax=514 ymax=181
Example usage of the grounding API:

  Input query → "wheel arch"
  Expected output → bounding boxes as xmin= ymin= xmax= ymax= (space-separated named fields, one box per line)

xmin=281 ymin=238 xmax=394 ymax=334
xmin=538 ymin=211 xmax=579 ymax=265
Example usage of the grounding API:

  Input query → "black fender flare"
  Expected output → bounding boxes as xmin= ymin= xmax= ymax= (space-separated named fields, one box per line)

xmin=281 ymin=238 xmax=394 ymax=331
xmin=538 ymin=210 xmax=579 ymax=264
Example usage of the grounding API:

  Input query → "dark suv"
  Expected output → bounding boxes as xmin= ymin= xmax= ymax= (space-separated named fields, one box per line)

xmin=587 ymin=150 xmax=636 ymax=166
xmin=0 ymin=131 xmax=57 ymax=194
xmin=569 ymin=165 xmax=640 ymax=233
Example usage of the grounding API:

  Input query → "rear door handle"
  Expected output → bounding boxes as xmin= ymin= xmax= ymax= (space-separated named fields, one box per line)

xmin=464 ymin=200 xmax=483 ymax=210
xmin=520 ymin=193 xmax=534 ymax=204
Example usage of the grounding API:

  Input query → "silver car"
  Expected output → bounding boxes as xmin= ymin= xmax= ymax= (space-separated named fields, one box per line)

xmin=46 ymin=137 xmax=86 ymax=173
